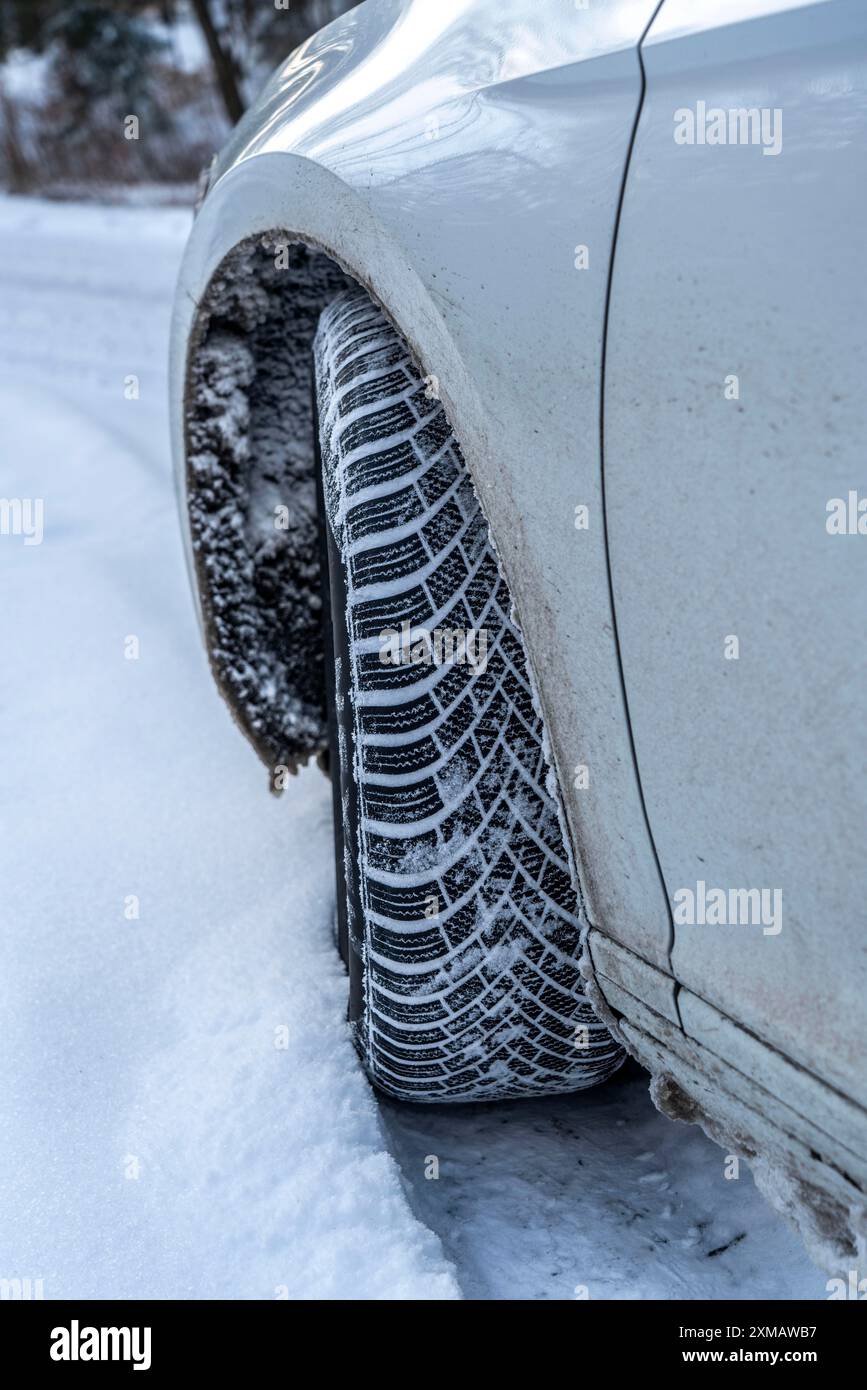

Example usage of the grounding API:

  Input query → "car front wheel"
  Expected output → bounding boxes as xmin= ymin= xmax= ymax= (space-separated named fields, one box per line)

xmin=314 ymin=288 xmax=623 ymax=1103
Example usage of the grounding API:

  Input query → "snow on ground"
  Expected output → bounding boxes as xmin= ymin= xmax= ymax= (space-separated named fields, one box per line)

xmin=0 ymin=194 xmax=827 ymax=1300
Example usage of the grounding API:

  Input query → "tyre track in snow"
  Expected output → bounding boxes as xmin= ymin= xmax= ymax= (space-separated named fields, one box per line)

xmin=381 ymin=1064 xmax=826 ymax=1300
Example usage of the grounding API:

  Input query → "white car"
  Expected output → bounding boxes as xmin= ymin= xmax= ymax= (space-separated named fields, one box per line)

xmin=171 ymin=0 xmax=867 ymax=1271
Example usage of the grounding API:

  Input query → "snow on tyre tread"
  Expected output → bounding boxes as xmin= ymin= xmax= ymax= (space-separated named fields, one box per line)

xmin=315 ymin=290 xmax=623 ymax=1101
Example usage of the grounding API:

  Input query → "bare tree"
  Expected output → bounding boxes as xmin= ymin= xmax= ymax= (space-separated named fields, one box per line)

xmin=0 ymin=89 xmax=32 ymax=191
xmin=191 ymin=0 xmax=357 ymax=121
xmin=189 ymin=0 xmax=244 ymax=124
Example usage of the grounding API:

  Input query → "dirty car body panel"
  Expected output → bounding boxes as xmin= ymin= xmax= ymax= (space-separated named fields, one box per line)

xmin=600 ymin=0 xmax=867 ymax=1269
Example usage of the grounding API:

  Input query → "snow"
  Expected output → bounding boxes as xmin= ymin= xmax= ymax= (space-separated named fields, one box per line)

xmin=1 ymin=48 xmax=51 ymax=103
xmin=0 ymin=193 xmax=828 ymax=1300
xmin=0 ymin=195 xmax=455 ymax=1302
xmin=156 ymin=12 xmax=212 ymax=76
xmin=380 ymin=1073 xmax=828 ymax=1301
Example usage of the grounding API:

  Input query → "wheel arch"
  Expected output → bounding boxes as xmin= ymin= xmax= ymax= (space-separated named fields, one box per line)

xmin=172 ymin=0 xmax=677 ymax=973
xmin=172 ymin=150 xmax=497 ymax=779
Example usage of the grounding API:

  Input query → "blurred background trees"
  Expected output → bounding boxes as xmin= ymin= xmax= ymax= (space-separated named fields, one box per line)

xmin=0 ymin=0 xmax=357 ymax=195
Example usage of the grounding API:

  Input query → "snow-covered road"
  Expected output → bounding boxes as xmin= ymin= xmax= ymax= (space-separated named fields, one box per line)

xmin=0 ymin=195 xmax=826 ymax=1300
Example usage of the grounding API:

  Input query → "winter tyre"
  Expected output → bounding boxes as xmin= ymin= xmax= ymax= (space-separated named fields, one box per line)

xmin=314 ymin=289 xmax=623 ymax=1102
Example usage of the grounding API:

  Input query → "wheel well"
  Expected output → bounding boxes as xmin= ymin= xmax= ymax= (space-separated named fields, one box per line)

xmin=184 ymin=234 xmax=356 ymax=781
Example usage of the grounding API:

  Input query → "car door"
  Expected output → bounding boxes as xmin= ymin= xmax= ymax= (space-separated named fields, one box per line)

xmin=604 ymin=0 xmax=867 ymax=1109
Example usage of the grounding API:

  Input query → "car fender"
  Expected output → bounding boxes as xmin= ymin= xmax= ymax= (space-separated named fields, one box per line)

xmin=170 ymin=0 xmax=671 ymax=967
